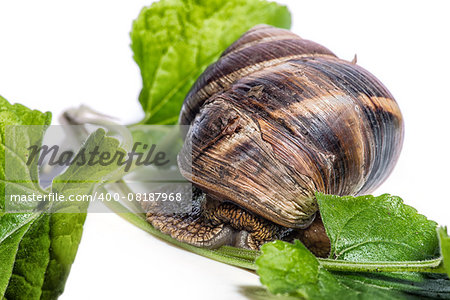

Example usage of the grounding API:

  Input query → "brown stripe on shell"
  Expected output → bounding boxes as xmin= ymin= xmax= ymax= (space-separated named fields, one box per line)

xmin=286 ymin=57 xmax=404 ymax=194
xmin=354 ymin=94 xmax=403 ymax=194
xmin=179 ymin=27 xmax=336 ymax=126
xmin=227 ymin=56 xmax=403 ymax=197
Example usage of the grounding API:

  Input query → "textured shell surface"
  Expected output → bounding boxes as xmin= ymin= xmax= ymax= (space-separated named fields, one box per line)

xmin=178 ymin=25 xmax=404 ymax=228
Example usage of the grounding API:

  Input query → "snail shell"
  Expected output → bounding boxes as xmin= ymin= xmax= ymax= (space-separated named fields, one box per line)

xmin=177 ymin=25 xmax=404 ymax=229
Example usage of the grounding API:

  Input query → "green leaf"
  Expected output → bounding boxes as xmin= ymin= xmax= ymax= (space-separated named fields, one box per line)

xmin=51 ymin=128 xmax=127 ymax=200
xmin=256 ymin=240 xmax=450 ymax=299
xmin=331 ymin=272 xmax=450 ymax=299
xmin=4 ymin=214 xmax=51 ymax=300
xmin=0 ymin=95 xmax=52 ymax=209
xmin=256 ymin=240 xmax=353 ymax=299
xmin=0 ymin=213 xmax=40 ymax=298
xmin=255 ymin=195 xmax=450 ymax=299
xmin=35 ymin=213 xmax=83 ymax=300
xmin=131 ymin=0 xmax=291 ymax=124
xmin=0 ymin=95 xmax=52 ymax=299
xmin=0 ymin=95 xmax=127 ymax=299
xmin=39 ymin=129 xmax=127 ymax=299
xmin=317 ymin=193 xmax=439 ymax=262
xmin=438 ymin=227 xmax=450 ymax=278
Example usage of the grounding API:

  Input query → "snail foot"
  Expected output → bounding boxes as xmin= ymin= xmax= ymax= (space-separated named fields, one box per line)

xmin=285 ymin=214 xmax=331 ymax=257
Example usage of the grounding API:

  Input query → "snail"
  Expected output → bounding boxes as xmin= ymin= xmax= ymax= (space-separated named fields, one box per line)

xmin=142 ymin=25 xmax=404 ymax=256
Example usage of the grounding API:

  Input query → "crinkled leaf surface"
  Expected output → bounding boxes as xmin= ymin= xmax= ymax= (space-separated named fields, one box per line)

xmin=317 ymin=193 xmax=439 ymax=261
xmin=131 ymin=0 xmax=291 ymax=124
xmin=256 ymin=240 xmax=450 ymax=300
xmin=0 ymin=95 xmax=126 ymax=299
xmin=4 ymin=214 xmax=51 ymax=300
xmin=255 ymin=195 xmax=450 ymax=299
xmin=0 ymin=95 xmax=52 ymax=298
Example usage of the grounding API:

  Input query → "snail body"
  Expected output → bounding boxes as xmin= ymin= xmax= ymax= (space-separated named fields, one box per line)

xmin=144 ymin=25 xmax=404 ymax=252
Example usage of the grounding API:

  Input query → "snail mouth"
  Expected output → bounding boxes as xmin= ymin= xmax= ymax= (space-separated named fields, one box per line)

xmin=206 ymin=209 xmax=330 ymax=257
xmin=199 ymin=226 xmax=278 ymax=250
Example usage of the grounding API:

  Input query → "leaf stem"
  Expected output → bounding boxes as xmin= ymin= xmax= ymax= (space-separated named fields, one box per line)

xmin=319 ymin=257 xmax=446 ymax=274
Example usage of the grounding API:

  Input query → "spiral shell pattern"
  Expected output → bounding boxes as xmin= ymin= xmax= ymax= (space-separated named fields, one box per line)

xmin=178 ymin=25 xmax=404 ymax=228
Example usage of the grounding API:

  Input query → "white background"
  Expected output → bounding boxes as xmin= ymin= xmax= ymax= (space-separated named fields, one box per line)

xmin=0 ymin=1 xmax=449 ymax=299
